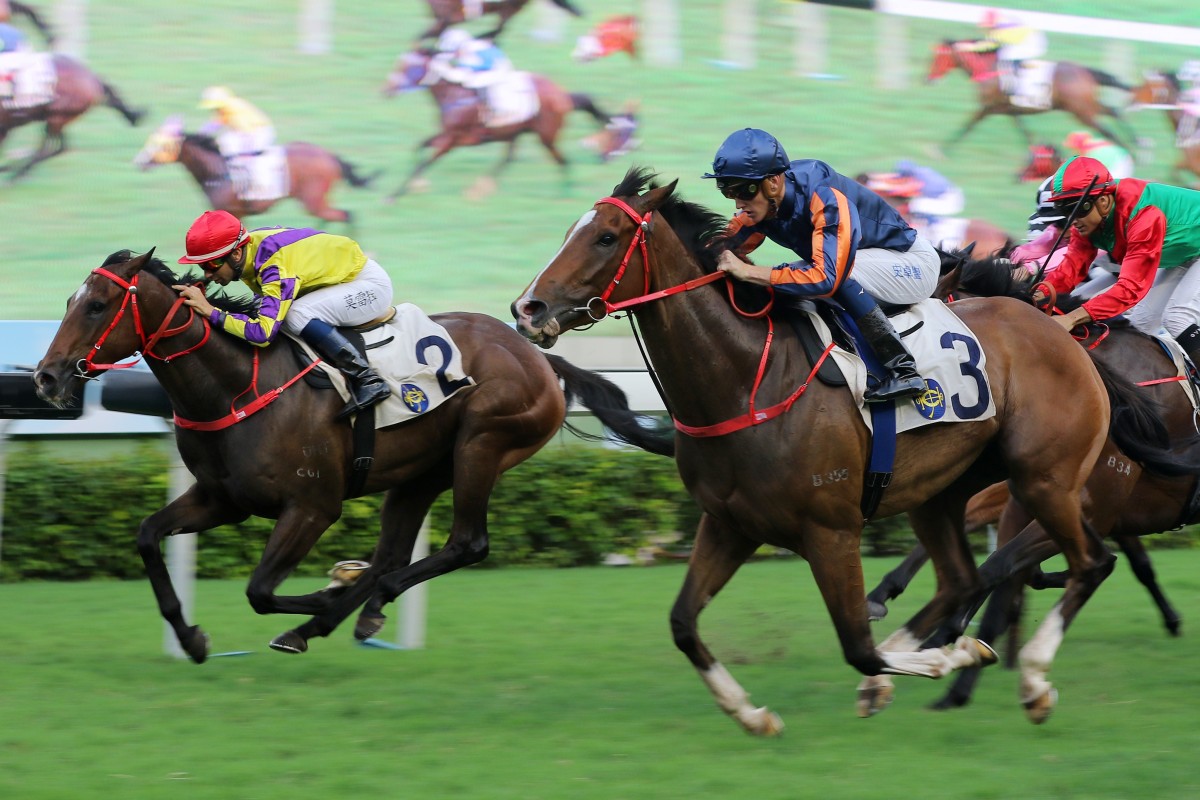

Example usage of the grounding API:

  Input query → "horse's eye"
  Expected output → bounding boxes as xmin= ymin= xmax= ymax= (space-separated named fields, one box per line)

xmin=86 ymin=300 xmax=106 ymax=316
xmin=597 ymin=233 xmax=617 ymax=247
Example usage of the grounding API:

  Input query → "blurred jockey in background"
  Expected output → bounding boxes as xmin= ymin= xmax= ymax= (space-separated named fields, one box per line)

xmin=572 ymin=14 xmax=638 ymax=62
xmin=979 ymin=8 xmax=1048 ymax=108
xmin=433 ymin=27 xmax=533 ymax=127
xmin=1175 ymin=60 xmax=1200 ymax=148
xmin=1063 ymin=130 xmax=1133 ymax=179
xmin=198 ymin=85 xmax=277 ymax=201
xmin=858 ymin=161 xmax=965 ymax=248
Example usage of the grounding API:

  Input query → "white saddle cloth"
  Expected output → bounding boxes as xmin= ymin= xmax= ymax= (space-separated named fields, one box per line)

xmin=0 ymin=51 xmax=55 ymax=110
xmin=291 ymin=303 xmax=475 ymax=428
xmin=808 ymin=298 xmax=998 ymax=433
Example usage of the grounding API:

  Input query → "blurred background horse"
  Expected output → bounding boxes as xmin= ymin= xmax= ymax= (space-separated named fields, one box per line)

xmin=1129 ymin=69 xmax=1200 ymax=185
xmin=383 ymin=49 xmax=620 ymax=200
xmin=928 ymin=39 xmax=1136 ymax=152
xmin=132 ymin=115 xmax=377 ymax=223
xmin=418 ymin=0 xmax=583 ymax=43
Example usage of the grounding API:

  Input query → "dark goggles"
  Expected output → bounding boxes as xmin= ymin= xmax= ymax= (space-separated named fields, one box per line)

xmin=716 ymin=179 xmax=760 ymax=201
xmin=1051 ymin=196 xmax=1095 ymax=219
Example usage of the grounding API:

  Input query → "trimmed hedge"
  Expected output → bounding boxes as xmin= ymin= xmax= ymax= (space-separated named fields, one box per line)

xmin=2 ymin=440 xmax=1193 ymax=582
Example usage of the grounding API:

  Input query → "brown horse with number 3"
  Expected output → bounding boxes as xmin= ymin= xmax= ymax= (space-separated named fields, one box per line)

xmin=511 ymin=167 xmax=1181 ymax=734
xmin=33 ymin=249 xmax=673 ymax=664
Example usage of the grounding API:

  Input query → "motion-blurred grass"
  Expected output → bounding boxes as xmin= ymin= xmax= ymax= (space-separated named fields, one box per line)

xmin=0 ymin=1 xmax=1193 ymax=322
xmin=1 ymin=551 xmax=1199 ymax=799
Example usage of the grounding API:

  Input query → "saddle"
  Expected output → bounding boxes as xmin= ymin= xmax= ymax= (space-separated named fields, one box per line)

xmin=292 ymin=308 xmax=397 ymax=391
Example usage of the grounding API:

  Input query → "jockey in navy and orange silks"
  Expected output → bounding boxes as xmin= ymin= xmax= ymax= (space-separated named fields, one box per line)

xmin=173 ymin=210 xmax=395 ymax=419
xmin=1037 ymin=157 xmax=1200 ymax=358
xmin=704 ymin=128 xmax=941 ymax=403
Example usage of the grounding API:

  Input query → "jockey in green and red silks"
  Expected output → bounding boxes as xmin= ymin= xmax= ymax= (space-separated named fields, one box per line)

xmin=703 ymin=128 xmax=941 ymax=403
xmin=1040 ymin=156 xmax=1200 ymax=360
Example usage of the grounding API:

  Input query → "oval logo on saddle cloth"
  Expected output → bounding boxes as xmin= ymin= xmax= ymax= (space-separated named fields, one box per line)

xmin=913 ymin=377 xmax=947 ymax=421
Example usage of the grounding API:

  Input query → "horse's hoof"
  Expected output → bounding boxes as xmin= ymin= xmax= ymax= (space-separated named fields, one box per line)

xmin=182 ymin=625 xmax=210 ymax=664
xmin=738 ymin=707 xmax=785 ymax=737
xmin=354 ymin=613 xmax=387 ymax=641
xmin=959 ymin=636 xmax=998 ymax=668
xmin=856 ymin=682 xmax=895 ymax=718
xmin=1022 ymin=687 xmax=1058 ymax=724
xmin=268 ymin=630 xmax=309 ymax=654
xmin=866 ymin=600 xmax=889 ymax=622
xmin=928 ymin=692 xmax=970 ymax=711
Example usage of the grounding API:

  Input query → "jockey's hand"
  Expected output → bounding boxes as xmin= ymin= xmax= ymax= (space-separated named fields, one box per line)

xmin=173 ymin=284 xmax=216 ymax=318
xmin=717 ymin=250 xmax=771 ymax=286
xmin=1053 ymin=306 xmax=1092 ymax=333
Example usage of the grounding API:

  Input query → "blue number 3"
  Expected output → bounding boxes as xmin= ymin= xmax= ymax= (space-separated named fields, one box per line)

xmin=940 ymin=332 xmax=988 ymax=419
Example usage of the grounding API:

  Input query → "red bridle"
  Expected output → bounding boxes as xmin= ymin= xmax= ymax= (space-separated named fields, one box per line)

xmin=589 ymin=196 xmax=767 ymax=319
xmin=80 ymin=267 xmax=210 ymax=374
xmin=579 ymin=195 xmax=831 ymax=437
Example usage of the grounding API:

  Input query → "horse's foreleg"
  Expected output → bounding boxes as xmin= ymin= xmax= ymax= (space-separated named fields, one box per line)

xmin=946 ymin=109 xmax=990 ymax=150
xmin=670 ymin=513 xmax=773 ymax=735
xmin=857 ymin=497 xmax=994 ymax=716
xmin=1115 ymin=534 xmax=1181 ymax=636
xmin=864 ymin=543 xmax=929 ymax=621
xmin=1011 ymin=115 xmax=1034 ymax=147
xmin=137 ymin=484 xmax=249 ymax=664
xmin=387 ymin=140 xmax=453 ymax=202
xmin=7 ymin=127 xmax=66 ymax=182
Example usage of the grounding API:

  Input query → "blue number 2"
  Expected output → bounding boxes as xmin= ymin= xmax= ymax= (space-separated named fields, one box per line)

xmin=416 ymin=335 xmax=472 ymax=397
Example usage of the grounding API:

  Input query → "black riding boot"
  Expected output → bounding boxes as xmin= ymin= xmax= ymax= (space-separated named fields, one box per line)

xmin=857 ymin=306 xmax=927 ymax=403
xmin=305 ymin=328 xmax=391 ymax=419
xmin=1176 ymin=324 xmax=1200 ymax=376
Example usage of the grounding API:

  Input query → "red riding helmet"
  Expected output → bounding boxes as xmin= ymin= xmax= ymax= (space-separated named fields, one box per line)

xmin=178 ymin=210 xmax=249 ymax=264
xmin=1047 ymin=156 xmax=1116 ymax=203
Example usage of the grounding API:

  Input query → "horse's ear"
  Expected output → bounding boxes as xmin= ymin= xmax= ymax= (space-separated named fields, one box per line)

xmin=126 ymin=248 xmax=156 ymax=274
xmin=641 ymin=179 xmax=677 ymax=212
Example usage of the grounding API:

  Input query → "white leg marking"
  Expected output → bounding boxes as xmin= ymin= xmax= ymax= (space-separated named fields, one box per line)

xmin=1019 ymin=606 xmax=1065 ymax=704
xmin=701 ymin=662 xmax=783 ymax=735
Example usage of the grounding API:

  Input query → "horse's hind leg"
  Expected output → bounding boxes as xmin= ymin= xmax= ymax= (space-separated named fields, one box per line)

xmin=1115 ymin=534 xmax=1181 ymax=636
xmin=669 ymin=513 xmax=773 ymax=735
xmin=274 ymin=482 xmax=444 ymax=653
xmin=137 ymin=484 xmax=250 ymax=664
xmin=243 ymin=505 xmax=342 ymax=617
xmin=864 ymin=543 xmax=929 ymax=621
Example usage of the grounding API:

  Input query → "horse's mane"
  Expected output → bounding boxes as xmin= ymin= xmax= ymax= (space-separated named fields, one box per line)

xmin=612 ymin=167 xmax=775 ymax=309
xmin=101 ymin=249 xmax=259 ymax=316
xmin=183 ymin=133 xmax=223 ymax=155
xmin=612 ymin=166 xmax=728 ymax=274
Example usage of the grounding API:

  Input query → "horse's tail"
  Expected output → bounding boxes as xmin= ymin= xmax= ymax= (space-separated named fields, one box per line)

xmin=336 ymin=156 xmax=382 ymax=188
xmin=100 ymin=81 xmax=145 ymax=126
xmin=1092 ymin=357 xmax=1200 ymax=477
xmin=549 ymin=0 xmax=585 ymax=17
xmin=544 ymin=353 xmax=675 ymax=457
xmin=1087 ymin=68 xmax=1130 ymax=92
xmin=569 ymin=93 xmax=612 ymax=126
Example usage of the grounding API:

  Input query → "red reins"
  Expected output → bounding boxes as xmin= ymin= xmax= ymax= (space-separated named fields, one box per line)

xmin=85 ymin=266 xmax=318 ymax=431
xmin=592 ymin=196 xmax=831 ymax=437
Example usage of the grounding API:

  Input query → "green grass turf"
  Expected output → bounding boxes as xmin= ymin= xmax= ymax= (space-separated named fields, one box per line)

xmin=1 ymin=551 xmax=1199 ymax=799
xmin=0 ymin=1 xmax=1194 ymax=323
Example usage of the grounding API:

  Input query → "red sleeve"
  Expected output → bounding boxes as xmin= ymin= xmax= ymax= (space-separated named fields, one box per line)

xmin=1044 ymin=231 xmax=1096 ymax=296
xmin=1081 ymin=207 xmax=1165 ymax=321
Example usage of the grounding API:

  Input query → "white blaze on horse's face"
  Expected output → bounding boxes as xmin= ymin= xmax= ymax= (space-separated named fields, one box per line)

xmin=525 ymin=209 xmax=596 ymax=292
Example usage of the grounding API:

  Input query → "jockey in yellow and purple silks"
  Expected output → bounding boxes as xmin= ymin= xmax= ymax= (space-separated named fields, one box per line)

xmin=979 ymin=8 xmax=1047 ymax=97
xmin=173 ymin=210 xmax=395 ymax=418
xmin=704 ymin=128 xmax=940 ymax=403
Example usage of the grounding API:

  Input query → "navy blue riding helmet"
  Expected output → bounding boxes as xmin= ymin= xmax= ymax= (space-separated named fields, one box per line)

xmin=702 ymin=128 xmax=790 ymax=181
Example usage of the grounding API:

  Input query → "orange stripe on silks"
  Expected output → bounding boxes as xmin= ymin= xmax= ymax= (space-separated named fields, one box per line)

xmin=829 ymin=188 xmax=854 ymax=292
xmin=769 ymin=260 xmax=829 ymax=289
